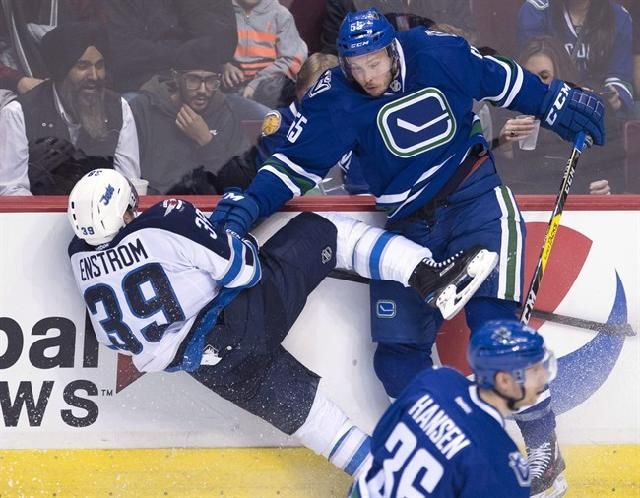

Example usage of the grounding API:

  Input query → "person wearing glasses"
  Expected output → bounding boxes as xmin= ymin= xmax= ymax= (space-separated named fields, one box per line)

xmin=129 ymin=54 xmax=253 ymax=194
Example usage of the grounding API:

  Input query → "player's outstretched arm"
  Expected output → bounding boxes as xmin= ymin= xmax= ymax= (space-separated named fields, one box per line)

xmin=323 ymin=214 xmax=497 ymax=319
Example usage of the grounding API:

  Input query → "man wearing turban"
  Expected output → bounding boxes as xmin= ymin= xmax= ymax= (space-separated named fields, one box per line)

xmin=0 ymin=23 xmax=140 ymax=195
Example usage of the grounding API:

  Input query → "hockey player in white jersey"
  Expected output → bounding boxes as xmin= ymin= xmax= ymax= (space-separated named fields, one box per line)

xmin=66 ymin=168 xmax=497 ymax=477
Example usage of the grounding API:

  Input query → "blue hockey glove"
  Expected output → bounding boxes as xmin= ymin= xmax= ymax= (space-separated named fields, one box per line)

xmin=539 ymin=80 xmax=605 ymax=145
xmin=209 ymin=188 xmax=260 ymax=237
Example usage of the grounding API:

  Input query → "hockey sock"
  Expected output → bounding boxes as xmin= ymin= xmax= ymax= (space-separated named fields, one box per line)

xmin=292 ymin=388 xmax=372 ymax=477
xmin=512 ymin=389 xmax=557 ymax=448
xmin=321 ymin=213 xmax=432 ymax=285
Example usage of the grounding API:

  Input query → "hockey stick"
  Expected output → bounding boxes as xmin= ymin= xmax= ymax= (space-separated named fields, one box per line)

xmin=522 ymin=309 xmax=635 ymax=336
xmin=520 ymin=131 xmax=591 ymax=325
xmin=328 ymin=269 xmax=635 ymax=336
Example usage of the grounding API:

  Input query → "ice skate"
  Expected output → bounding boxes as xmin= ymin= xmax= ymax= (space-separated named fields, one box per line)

xmin=528 ymin=432 xmax=568 ymax=498
xmin=408 ymin=245 xmax=498 ymax=319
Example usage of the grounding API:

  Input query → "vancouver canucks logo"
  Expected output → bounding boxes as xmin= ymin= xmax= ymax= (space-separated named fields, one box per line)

xmin=308 ymin=70 xmax=332 ymax=98
xmin=508 ymin=452 xmax=531 ymax=487
xmin=377 ymin=88 xmax=456 ymax=157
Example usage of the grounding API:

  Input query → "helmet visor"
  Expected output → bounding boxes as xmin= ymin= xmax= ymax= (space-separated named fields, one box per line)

xmin=542 ymin=348 xmax=557 ymax=384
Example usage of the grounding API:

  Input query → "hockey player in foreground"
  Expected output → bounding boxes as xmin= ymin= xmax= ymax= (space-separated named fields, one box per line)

xmin=211 ymin=8 xmax=606 ymax=496
xmin=350 ymin=319 xmax=558 ymax=498
xmin=66 ymin=168 xmax=497 ymax=477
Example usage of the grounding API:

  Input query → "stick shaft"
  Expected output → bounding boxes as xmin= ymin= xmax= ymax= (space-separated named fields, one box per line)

xmin=520 ymin=132 xmax=588 ymax=324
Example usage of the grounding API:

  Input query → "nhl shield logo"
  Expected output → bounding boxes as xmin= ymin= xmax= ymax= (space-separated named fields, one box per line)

xmin=321 ymin=246 xmax=333 ymax=264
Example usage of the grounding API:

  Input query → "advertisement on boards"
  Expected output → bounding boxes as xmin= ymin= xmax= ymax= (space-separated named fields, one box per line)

xmin=0 ymin=208 xmax=638 ymax=449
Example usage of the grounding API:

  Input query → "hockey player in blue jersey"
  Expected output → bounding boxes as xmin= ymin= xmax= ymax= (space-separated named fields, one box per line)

xmin=256 ymin=52 xmax=369 ymax=194
xmin=350 ymin=319 xmax=558 ymax=498
xmin=66 ymin=168 xmax=497 ymax=479
xmin=210 ymin=8 xmax=605 ymax=496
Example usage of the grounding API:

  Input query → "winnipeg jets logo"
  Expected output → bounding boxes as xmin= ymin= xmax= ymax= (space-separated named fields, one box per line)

xmin=508 ymin=452 xmax=531 ymax=487
xmin=308 ymin=71 xmax=332 ymax=98
xmin=162 ymin=198 xmax=184 ymax=217
xmin=100 ymin=185 xmax=114 ymax=205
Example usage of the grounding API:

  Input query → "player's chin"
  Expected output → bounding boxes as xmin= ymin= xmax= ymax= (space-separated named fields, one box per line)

xmin=365 ymin=86 xmax=385 ymax=97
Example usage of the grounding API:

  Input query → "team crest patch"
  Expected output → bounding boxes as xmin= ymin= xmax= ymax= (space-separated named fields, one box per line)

xmin=508 ymin=452 xmax=531 ymax=487
xmin=376 ymin=300 xmax=396 ymax=318
xmin=261 ymin=111 xmax=282 ymax=137
xmin=308 ymin=70 xmax=332 ymax=98
xmin=377 ymin=87 xmax=456 ymax=157
xmin=162 ymin=198 xmax=185 ymax=216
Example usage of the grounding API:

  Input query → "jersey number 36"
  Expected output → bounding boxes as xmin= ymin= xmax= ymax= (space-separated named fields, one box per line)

xmin=368 ymin=422 xmax=444 ymax=497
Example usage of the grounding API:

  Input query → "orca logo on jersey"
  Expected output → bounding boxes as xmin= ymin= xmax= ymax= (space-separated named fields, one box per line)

xmin=308 ymin=71 xmax=332 ymax=98
xmin=508 ymin=452 xmax=531 ymax=487
xmin=377 ymin=88 xmax=456 ymax=157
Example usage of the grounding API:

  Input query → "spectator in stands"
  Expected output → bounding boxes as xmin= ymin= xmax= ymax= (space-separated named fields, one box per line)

xmin=0 ymin=6 xmax=42 ymax=104
xmin=320 ymin=0 xmax=475 ymax=54
xmin=104 ymin=0 xmax=237 ymax=94
xmin=223 ymin=0 xmax=308 ymax=109
xmin=492 ymin=37 xmax=623 ymax=194
xmin=254 ymin=52 xmax=368 ymax=194
xmin=1 ymin=0 xmax=104 ymax=98
xmin=627 ymin=1 xmax=640 ymax=104
xmin=0 ymin=23 xmax=140 ymax=195
xmin=518 ymin=0 xmax=634 ymax=113
xmin=129 ymin=54 xmax=253 ymax=195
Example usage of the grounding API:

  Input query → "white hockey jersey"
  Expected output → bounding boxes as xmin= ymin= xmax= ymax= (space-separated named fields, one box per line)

xmin=68 ymin=199 xmax=261 ymax=373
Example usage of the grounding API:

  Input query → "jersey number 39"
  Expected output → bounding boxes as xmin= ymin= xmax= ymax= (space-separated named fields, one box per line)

xmin=368 ymin=422 xmax=444 ymax=497
xmin=83 ymin=263 xmax=185 ymax=353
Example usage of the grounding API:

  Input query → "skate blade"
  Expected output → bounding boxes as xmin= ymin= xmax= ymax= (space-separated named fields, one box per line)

xmin=531 ymin=472 xmax=568 ymax=498
xmin=435 ymin=250 xmax=498 ymax=320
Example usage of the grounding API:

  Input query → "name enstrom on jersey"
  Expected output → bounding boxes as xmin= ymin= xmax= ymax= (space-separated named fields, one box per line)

xmin=407 ymin=394 xmax=471 ymax=460
xmin=78 ymin=238 xmax=149 ymax=281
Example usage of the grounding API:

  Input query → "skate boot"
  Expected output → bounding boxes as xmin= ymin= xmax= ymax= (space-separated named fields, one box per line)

xmin=528 ymin=432 xmax=568 ymax=498
xmin=408 ymin=245 xmax=498 ymax=319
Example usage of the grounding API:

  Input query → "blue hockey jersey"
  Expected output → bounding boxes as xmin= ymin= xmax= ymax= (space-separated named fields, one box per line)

xmin=68 ymin=199 xmax=260 ymax=373
xmin=256 ymin=101 xmax=369 ymax=194
xmin=245 ymin=28 xmax=550 ymax=220
xmin=350 ymin=367 xmax=530 ymax=498
xmin=518 ymin=0 xmax=634 ymax=108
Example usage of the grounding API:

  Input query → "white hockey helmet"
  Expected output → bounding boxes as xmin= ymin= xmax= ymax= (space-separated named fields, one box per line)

xmin=68 ymin=169 xmax=139 ymax=246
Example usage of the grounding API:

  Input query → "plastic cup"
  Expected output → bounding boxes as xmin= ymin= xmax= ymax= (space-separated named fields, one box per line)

xmin=129 ymin=177 xmax=149 ymax=195
xmin=517 ymin=115 xmax=541 ymax=151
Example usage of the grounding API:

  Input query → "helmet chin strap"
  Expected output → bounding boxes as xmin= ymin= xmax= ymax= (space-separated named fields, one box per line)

xmin=492 ymin=383 xmax=526 ymax=412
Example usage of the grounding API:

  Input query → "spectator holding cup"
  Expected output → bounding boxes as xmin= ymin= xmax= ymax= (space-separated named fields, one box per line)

xmin=492 ymin=37 xmax=619 ymax=195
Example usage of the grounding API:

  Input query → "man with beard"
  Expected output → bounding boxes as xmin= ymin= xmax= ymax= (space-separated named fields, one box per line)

xmin=0 ymin=23 xmax=140 ymax=195
xmin=129 ymin=55 xmax=252 ymax=194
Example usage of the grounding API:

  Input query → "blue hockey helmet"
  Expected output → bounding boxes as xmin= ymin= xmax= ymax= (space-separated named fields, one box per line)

xmin=467 ymin=320 xmax=556 ymax=389
xmin=337 ymin=8 xmax=398 ymax=82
